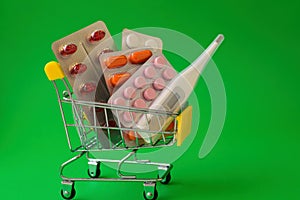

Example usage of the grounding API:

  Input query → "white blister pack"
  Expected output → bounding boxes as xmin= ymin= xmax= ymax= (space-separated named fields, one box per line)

xmin=122 ymin=29 xmax=163 ymax=51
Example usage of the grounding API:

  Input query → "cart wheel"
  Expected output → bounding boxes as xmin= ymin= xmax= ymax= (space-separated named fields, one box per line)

xmin=88 ymin=162 xmax=101 ymax=178
xmin=160 ymin=173 xmax=171 ymax=185
xmin=143 ymin=189 xmax=158 ymax=200
xmin=61 ymin=187 xmax=76 ymax=199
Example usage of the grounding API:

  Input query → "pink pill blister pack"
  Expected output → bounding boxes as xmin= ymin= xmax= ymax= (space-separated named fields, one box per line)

xmin=107 ymin=53 xmax=177 ymax=134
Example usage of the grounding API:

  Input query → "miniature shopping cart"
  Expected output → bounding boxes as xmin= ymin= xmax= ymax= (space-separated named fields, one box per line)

xmin=44 ymin=61 xmax=192 ymax=200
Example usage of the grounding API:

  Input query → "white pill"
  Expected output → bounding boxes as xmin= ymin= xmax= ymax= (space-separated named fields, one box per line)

xmin=126 ymin=33 xmax=141 ymax=48
xmin=145 ymin=39 xmax=159 ymax=49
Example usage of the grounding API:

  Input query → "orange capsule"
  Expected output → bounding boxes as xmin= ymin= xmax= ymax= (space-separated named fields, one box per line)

xmin=128 ymin=131 xmax=137 ymax=140
xmin=129 ymin=50 xmax=152 ymax=64
xmin=165 ymin=121 xmax=175 ymax=131
xmin=164 ymin=121 xmax=175 ymax=137
xmin=123 ymin=130 xmax=137 ymax=141
xmin=105 ymin=55 xmax=127 ymax=69
xmin=109 ymin=72 xmax=131 ymax=87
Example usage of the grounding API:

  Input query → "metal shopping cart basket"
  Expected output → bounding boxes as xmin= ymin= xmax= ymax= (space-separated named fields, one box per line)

xmin=44 ymin=61 xmax=192 ymax=200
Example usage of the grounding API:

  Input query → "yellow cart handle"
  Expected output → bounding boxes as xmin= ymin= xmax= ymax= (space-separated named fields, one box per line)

xmin=176 ymin=106 xmax=193 ymax=146
xmin=44 ymin=61 xmax=65 ymax=81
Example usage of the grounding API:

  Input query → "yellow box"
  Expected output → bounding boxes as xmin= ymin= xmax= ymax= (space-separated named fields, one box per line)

xmin=176 ymin=106 xmax=193 ymax=146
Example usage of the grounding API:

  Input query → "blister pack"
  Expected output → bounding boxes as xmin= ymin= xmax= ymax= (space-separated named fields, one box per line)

xmin=99 ymin=48 xmax=154 ymax=94
xmin=107 ymin=53 xmax=177 ymax=144
xmin=51 ymin=21 xmax=120 ymax=148
xmin=122 ymin=29 xmax=162 ymax=51
xmin=52 ymin=21 xmax=116 ymax=87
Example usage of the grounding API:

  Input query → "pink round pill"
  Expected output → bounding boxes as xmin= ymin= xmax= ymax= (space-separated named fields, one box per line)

xmin=123 ymin=86 xmax=136 ymax=99
xmin=143 ymin=66 xmax=156 ymax=79
xmin=113 ymin=97 xmax=126 ymax=106
xmin=133 ymin=98 xmax=147 ymax=109
xmin=153 ymin=56 xmax=166 ymax=68
xmin=123 ymin=112 xmax=136 ymax=122
xmin=134 ymin=76 xmax=147 ymax=89
xmin=153 ymin=78 xmax=166 ymax=90
xmin=143 ymin=88 xmax=156 ymax=101
xmin=162 ymin=67 xmax=176 ymax=80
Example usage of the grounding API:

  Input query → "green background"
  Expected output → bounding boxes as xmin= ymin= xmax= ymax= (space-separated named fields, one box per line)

xmin=1 ymin=0 xmax=299 ymax=199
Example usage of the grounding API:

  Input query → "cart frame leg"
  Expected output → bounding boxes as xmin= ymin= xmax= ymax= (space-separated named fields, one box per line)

xmin=60 ymin=151 xmax=87 ymax=180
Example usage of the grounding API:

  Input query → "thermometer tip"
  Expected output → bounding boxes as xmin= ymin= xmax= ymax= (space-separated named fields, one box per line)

xmin=216 ymin=34 xmax=224 ymax=44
